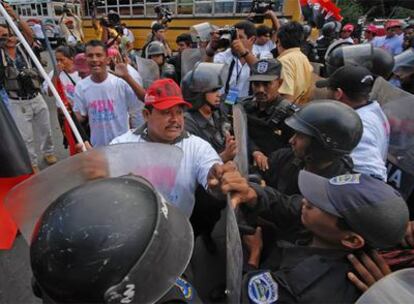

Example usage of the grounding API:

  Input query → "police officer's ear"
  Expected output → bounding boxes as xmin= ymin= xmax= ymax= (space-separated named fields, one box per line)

xmin=333 ymin=87 xmax=344 ymax=101
xmin=341 ymin=232 xmax=365 ymax=250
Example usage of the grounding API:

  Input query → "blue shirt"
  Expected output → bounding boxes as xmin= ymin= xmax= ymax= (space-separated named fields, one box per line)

xmin=372 ymin=35 xmax=403 ymax=56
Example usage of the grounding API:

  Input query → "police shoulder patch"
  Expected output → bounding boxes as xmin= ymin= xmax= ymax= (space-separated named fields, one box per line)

xmin=248 ymin=272 xmax=278 ymax=304
xmin=329 ymin=174 xmax=361 ymax=185
xmin=175 ymin=277 xmax=194 ymax=301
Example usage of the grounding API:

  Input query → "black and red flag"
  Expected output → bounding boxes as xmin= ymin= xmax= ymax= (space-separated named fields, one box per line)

xmin=0 ymin=97 xmax=33 ymax=249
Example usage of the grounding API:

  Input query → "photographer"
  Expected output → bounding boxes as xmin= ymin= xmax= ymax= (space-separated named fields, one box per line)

xmin=141 ymin=23 xmax=172 ymax=59
xmin=252 ymin=10 xmax=279 ymax=59
xmin=0 ymin=4 xmax=57 ymax=172
xmin=205 ymin=21 xmax=258 ymax=99
xmin=59 ymin=8 xmax=84 ymax=46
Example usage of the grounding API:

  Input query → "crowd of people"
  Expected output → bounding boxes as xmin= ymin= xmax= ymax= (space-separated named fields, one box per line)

xmin=1 ymin=1 xmax=414 ymax=303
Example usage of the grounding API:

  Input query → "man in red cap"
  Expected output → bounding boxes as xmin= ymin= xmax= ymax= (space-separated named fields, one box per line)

xmin=110 ymin=78 xmax=224 ymax=217
xmin=340 ymin=23 xmax=354 ymax=44
xmin=364 ymin=24 xmax=377 ymax=44
xmin=373 ymin=20 xmax=403 ymax=56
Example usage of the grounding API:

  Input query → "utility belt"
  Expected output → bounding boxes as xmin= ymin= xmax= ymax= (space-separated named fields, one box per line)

xmin=8 ymin=92 xmax=38 ymax=101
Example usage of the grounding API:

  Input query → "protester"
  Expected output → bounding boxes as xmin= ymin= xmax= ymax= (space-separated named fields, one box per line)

xmin=110 ymin=78 xmax=227 ymax=217
xmin=276 ymin=21 xmax=313 ymax=104
xmin=373 ymin=20 xmax=403 ymax=56
xmin=252 ymin=10 xmax=279 ymax=59
xmin=59 ymin=10 xmax=84 ymax=46
xmin=364 ymin=24 xmax=377 ymax=44
xmin=317 ymin=65 xmax=389 ymax=181
xmin=73 ymin=40 xmax=144 ymax=147
xmin=206 ymin=20 xmax=258 ymax=99
xmin=0 ymin=4 xmax=56 ymax=171
xmin=339 ymin=23 xmax=355 ymax=44
xmin=122 ymin=22 xmax=135 ymax=44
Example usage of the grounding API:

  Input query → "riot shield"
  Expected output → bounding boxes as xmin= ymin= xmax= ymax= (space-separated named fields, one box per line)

xmin=393 ymin=48 xmax=414 ymax=78
xmin=371 ymin=77 xmax=414 ymax=200
xmin=356 ymin=268 xmax=414 ymax=304
xmin=324 ymin=39 xmax=353 ymax=62
xmin=342 ymin=43 xmax=373 ymax=69
xmin=181 ymin=48 xmax=206 ymax=80
xmin=135 ymin=56 xmax=160 ymax=88
xmin=190 ymin=22 xmax=214 ymax=43
xmin=224 ymin=104 xmax=249 ymax=303
xmin=5 ymin=143 xmax=183 ymax=244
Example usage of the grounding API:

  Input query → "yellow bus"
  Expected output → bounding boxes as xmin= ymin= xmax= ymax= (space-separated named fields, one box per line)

xmin=81 ymin=0 xmax=301 ymax=49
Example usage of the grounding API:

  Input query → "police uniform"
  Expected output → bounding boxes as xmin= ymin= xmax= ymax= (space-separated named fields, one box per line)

xmin=242 ymin=96 xmax=294 ymax=157
xmin=159 ymin=276 xmax=203 ymax=303
xmin=241 ymin=246 xmax=360 ymax=304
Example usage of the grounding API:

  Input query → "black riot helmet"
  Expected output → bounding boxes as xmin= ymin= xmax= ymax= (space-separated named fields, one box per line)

xmin=285 ymin=100 xmax=363 ymax=155
xmin=181 ymin=62 xmax=227 ymax=110
xmin=30 ymin=175 xmax=193 ymax=304
xmin=303 ymin=24 xmax=312 ymax=40
xmin=321 ymin=21 xmax=341 ymax=39
xmin=326 ymin=43 xmax=395 ymax=78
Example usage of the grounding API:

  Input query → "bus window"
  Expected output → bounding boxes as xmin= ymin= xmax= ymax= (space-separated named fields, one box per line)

xmin=195 ymin=0 xmax=212 ymax=15
xmin=236 ymin=0 xmax=251 ymax=13
xmin=177 ymin=0 xmax=193 ymax=15
xmin=214 ymin=0 xmax=234 ymax=14
xmin=42 ymin=3 xmax=48 ymax=16
xmin=36 ymin=4 xmax=42 ymax=16
xmin=132 ymin=0 xmax=144 ymax=16
xmin=145 ymin=0 xmax=159 ymax=17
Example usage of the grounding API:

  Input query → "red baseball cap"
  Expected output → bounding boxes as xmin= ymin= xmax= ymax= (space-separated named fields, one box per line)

xmin=144 ymin=79 xmax=192 ymax=110
xmin=342 ymin=24 xmax=354 ymax=32
xmin=366 ymin=24 xmax=377 ymax=34
xmin=73 ymin=53 xmax=90 ymax=74
xmin=385 ymin=20 xmax=401 ymax=29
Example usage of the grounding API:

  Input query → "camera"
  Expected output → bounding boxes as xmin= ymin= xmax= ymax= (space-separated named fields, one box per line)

xmin=100 ymin=11 xmax=123 ymax=36
xmin=154 ymin=5 xmax=173 ymax=24
xmin=248 ymin=0 xmax=276 ymax=24
xmin=217 ymin=26 xmax=237 ymax=49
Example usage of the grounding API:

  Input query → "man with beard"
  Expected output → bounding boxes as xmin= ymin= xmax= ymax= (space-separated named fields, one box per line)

xmin=241 ymin=59 xmax=297 ymax=170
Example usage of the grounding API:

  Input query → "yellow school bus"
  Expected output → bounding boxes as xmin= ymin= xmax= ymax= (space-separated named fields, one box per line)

xmin=81 ymin=0 xmax=301 ymax=49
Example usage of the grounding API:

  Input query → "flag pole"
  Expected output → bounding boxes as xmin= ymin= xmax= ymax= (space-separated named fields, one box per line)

xmin=0 ymin=3 xmax=86 ymax=152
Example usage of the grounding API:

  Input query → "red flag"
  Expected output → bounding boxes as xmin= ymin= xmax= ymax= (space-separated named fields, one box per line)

xmin=55 ymin=78 xmax=77 ymax=155
xmin=317 ymin=0 xmax=343 ymax=21
xmin=0 ymin=96 xmax=33 ymax=249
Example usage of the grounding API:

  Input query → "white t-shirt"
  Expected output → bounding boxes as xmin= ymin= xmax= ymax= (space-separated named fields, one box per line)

xmin=214 ymin=48 xmax=251 ymax=98
xmin=73 ymin=73 xmax=144 ymax=147
xmin=42 ymin=70 xmax=82 ymax=106
xmin=31 ymin=24 xmax=45 ymax=39
xmin=351 ymin=101 xmax=390 ymax=181
xmin=110 ymin=131 xmax=222 ymax=217
xmin=123 ymin=27 xmax=135 ymax=43
xmin=253 ymin=41 xmax=276 ymax=59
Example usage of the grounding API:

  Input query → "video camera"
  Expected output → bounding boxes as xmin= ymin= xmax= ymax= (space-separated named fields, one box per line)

xmin=248 ymin=0 xmax=276 ymax=24
xmin=154 ymin=5 xmax=173 ymax=24
xmin=217 ymin=26 xmax=237 ymax=49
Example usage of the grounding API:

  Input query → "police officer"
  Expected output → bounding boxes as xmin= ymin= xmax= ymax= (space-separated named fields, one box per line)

xmin=241 ymin=58 xmax=297 ymax=167
xmin=146 ymin=41 xmax=177 ymax=81
xmin=237 ymin=171 xmax=409 ymax=304
xmin=316 ymin=21 xmax=341 ymax=63
xmin=181 ymin=62 xmax=236 ymax=162
xmin=300 ymin=24 xmax=318 ymax=62
xmin=264 ymin=99 xmax=363 ymax=195
xmin=30 ymin=175 xmax=203 ymax=303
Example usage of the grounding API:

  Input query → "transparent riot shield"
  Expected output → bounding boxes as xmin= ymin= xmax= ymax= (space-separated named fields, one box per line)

xmin=135 ymin=56 xmax=160 ymax=88
xmin=371 ymin=77 xmax=414 ymax=200
xmin=190 ymin=22 xmax=214 ymax=43
xmin=356 ymin=268 xmax=414 ymax=304
xmin=324 ymin=39 xmax=353 ymax=62
xmin=5 ymin=143 xmax=183 ymax=244
xmin=181 ymin=48 xmax=206 ymax=80
xmin=393 ymin=48 xmax=414 ymax=78
xmin=342 ymin=43 xmax=374 ymax=69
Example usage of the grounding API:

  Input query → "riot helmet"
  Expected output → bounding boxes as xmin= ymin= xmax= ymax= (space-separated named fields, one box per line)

xmin=146 ymin=41 xmax=167 ymax=59
xmin=181 ymin=62 xmax=227 ymax=110
xmin=285 ymin=100 xmax=363 ymax=155
xmin=303 ymin=24 xmax=312 ymax=40
xmin=326 ymin=43 xmax=395 ymax=78
xmin=321 ymin=21 xmax=341 ymax=38
xmin=30 ymin=175 xmax=194 ymax=304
